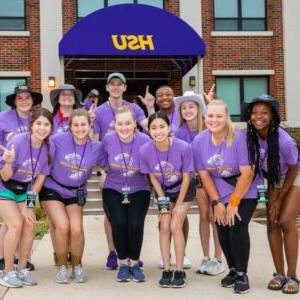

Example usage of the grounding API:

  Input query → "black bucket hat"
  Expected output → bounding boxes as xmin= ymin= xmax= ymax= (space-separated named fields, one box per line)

xmin=50 ymin=84 xmax=82 ymax=108
xmin=242 ymin=94 xmax=280 ymax=124
xmin=6 ymin=85 xmax=43 ymax=108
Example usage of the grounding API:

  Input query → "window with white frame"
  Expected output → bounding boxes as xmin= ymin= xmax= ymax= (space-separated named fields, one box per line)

xmin=77 ymin=0 xmax=164 ymax=18
xmin=0 ymin=0 xmax=25 ymax=30
xmin=0 ymin=78 xmax=26 ymax=111
xmin=216 ymin=76 xmax=268 ymax=121
xmin=214 ymin=0 xmax=266 ymax=31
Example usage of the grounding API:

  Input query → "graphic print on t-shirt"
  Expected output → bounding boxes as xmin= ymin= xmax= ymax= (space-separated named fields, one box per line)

xmin=113 ymin=152 xmax=135 ymax=177
xmin=154 ymin=161 xmax=180 ymax=184
xmin=62 ymin=153 xmax=87 ymax=181
xmin=16 ymin=158 xmax=40 ymax=181
xmin=207 ymin=152 xmax=233 ymax=177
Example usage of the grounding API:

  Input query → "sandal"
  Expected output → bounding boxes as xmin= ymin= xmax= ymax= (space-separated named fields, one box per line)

xmin=282 ymin=276 xmax=299 ymax=294
xmin=267 ymin=273 xmax=287 ymax=290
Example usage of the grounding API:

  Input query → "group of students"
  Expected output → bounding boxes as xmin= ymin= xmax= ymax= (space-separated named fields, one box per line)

xmin=0 ymin=72 xmax=299 ymax=295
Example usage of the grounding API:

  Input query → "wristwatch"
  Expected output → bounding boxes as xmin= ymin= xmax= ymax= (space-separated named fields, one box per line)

xmin=211 ymin=199 xmax=220 ymax=207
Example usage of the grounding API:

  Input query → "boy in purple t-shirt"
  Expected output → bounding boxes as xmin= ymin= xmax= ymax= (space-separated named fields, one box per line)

xmin=93 ymin=72 xmax=151 ymax=270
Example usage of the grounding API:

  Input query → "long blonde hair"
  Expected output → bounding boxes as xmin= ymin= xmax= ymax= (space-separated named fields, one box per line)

xmin=179 ymin=101 xmax=204 ymax=132
xmin=206 ymin=99 xmax=235 ymax=148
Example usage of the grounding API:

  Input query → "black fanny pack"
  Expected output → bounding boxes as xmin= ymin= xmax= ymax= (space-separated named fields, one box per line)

xmin=49 ymin=175 xmax=85 ymax=190
xmin=221 ymin=174 xmax=241 ymax=187
xmin=3 ymin=179 xmax=29 ymax=195
xmin=163 ymin=180 xmax=182 ymax=192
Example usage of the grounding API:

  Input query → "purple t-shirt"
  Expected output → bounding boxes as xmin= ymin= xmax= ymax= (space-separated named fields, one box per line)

xmin=192 ymin=129 xmax=261 ymax=204
xmin=139 ymin=137 xmax=193 ymax=193
xmin=259 ymin=127 xmax=299 ymax=175
xmin=175 ymin=123 xmax=199 ymax=144
xmin=0 ymin=109 xmax=29 ymax=146
xmin=94 ymin=100 xmax=146 ymax=139
xmin=43 ymin=132 xmax=105 ymax=198
xmin=101 ymin=132 xmax=151 ymax=193
xmin=83 ymin=98 xmax=93 ymax=110
xmin=52 ymin=114 xmax=70 ymax=135
xmin=0 ymin=133 xmax=50 ymax=191
xmin=165 ymin=110 xmax=180 ymax=133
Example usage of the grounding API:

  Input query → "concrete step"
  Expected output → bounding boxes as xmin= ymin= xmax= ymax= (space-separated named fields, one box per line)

xmin=87 ymin=189 xmax=101 ymax=199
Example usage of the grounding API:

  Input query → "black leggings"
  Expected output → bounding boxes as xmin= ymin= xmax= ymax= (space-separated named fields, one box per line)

xmin=102 ymin=188 xmax=150 ymax=261
xmin=216 ymin=199 xmax=257 ymax=273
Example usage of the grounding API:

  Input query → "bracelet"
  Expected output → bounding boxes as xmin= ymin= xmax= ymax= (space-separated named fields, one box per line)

xmin=228 ymin=193 xmax=241 ymax=207
xmin=211 ymin=199 xmax=220 ymax=207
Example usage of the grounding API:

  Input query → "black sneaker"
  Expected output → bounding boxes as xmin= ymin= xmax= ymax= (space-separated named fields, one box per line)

xmin=171 ymin=271 xmax=186 ymax=288
xmin=0 ymin=258 xmax=4 ymax=271
xmin=221 ymin=269 xmax=238 ymax=288
xmin=14 ymin=258 xmax=35 ymax=271
xmin=234 ymin=273 xmax=250 ymax=294
xmin=159 ymin=270 xmax=173 ymax=288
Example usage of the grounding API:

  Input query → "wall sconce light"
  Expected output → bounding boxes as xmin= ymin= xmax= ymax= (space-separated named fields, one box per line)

xmin=48 ymin=76 xmax=56 ymax=88
xmin=189 ymin=76 xmax=196 ymax=87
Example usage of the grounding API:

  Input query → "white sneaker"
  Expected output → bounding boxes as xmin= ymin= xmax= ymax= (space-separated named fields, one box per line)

xmin=159 ymin=256 xmax=175 ymax=269
xmin=0 ymin=270 xmax=23 ymax=288
xmin=183 ymin=256 xmax=192 ymax=269
xmin=71 ymin=265 xmax=87 ymax=283
xmin=205 ymin=258 xmax=225 ymax=275
xmin=196 ymin=257 xmax=211 ymax=274
xmin=56 ymin=265 xmax=69 ymax=284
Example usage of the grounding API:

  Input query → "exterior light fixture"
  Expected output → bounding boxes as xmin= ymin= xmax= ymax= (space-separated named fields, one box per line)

xmin=189 ymin=75 xmax=196 ymax=87
xmin=48 ymin=76 xmax=56 ymax=88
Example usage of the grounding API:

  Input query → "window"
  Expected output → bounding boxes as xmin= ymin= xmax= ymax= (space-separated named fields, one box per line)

xmin=77 ymin=0 xmax=164 ymax=18
xmin=216 ymin=76 xmax=268 ymax=121
xmin=0 ymin=78 xmax=26 ymax=111
xmin=214 ymin=0 xmax=266 ymax=31
xmin=0 ymin=0 xmax=25 ymax=30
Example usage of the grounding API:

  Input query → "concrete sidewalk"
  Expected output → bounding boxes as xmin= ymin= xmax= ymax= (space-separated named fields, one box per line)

xmin=3 ymin=215 xmax=300 ymax=300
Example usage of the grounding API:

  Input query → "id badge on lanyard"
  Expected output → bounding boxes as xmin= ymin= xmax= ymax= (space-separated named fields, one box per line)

xmin=121 ymin=186 xmax=130 ymax=205
xmin=26 ymin=189 xmax=36 ymax=208
xmin=257 ymin=183 xmax=268 ymax=204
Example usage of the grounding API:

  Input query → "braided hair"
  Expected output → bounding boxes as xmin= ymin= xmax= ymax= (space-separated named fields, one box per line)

xmin=245 ymin=102 xmax=281 ymax=188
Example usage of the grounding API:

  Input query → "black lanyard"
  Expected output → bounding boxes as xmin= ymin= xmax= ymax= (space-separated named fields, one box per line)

xmin=15 ymin=111 xmax=27 ymax=133
xmin=118 ymin=136 xmax=135 ymax=191
xmin=154 ymin=139 xmax=171 ymax=190
xmin=72 ymin=138 xmax=88 ymax=188
xmin=29 ymin=136 xmax=43 ymax=187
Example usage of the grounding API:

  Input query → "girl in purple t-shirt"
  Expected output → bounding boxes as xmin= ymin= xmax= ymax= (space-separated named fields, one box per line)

xmin=101 ymin=106 xmax=150 ymax=283
xmin=39 ymin=109 xmax=103 ymax=284
xmin=175 ymin=91 xmax=223 ymax=276
xmin=192 ymin=100 xmax=257 ymax=294
xmin=50 ymin=84 xmax=82 ymax=134
xmin=0 ymin=85 xmax=42 ymax=273
xmin=0 ymin=107 xmax=52 ymax=288
xmin=244 ymin=94 xmax=300 ymax=294
xmin=139 ymin=112 xmax=195 ymax=288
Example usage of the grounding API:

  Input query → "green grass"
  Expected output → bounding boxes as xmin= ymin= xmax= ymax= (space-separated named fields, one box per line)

xmin=34 ymin=200 xmax=49 ymax=239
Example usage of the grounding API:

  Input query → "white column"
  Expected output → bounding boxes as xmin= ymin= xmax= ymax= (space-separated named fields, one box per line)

xmin=40 ymin=0 xmax=64 ymax=110
xmin=179 ymin=0 xmax=203 ymax=94
xmin=283 ymin=0 xmax=300 ymax=126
